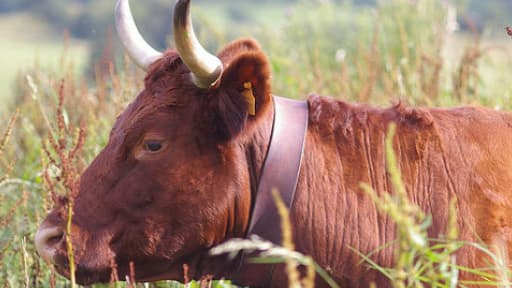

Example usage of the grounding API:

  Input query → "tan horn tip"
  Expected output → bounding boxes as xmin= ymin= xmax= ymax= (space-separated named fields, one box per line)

xmin=172 ymin=0 xmax=223 ymax=89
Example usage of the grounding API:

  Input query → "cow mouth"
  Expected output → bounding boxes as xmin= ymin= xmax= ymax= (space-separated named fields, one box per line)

xmin=112 ymin=258 xmax=185 ymax=283
xmin=46 ymin=232 xmax=188 ymax=285
xmin=53 ymin=252 xmax=185 ymax=285
xmin=51 ymin=253 xmax=111 ymax=285
xmin=74 ymin=266 xmax=112 ymax=285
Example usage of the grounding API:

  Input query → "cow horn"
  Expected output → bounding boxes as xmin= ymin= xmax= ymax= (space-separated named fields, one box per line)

xmin=115 ymin=0 xmax=162 ymax=70
xmin=173 ymin=0 xmax=223 ymax=89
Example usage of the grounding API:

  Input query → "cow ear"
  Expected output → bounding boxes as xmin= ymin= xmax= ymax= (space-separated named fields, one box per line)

xmin=220 ymin=49 xmax=271 ymax=115
xmin=208 ymin=47 xmax=271 ymax=141
xmin=217 ymin=38 xmax=262 ymax=64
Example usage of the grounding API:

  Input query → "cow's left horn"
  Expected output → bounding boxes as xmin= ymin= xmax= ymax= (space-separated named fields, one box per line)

xmin=173 ymin=0 xmax=223 ymax=89
xmin=115 ymin=0 xmax=162 ymax=70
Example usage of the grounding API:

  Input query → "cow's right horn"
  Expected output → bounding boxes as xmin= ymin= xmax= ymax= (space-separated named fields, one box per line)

xmin=173 ymin=0 xmax=223 ymax=89
xmin=115 ymin=0 xmax=162 ymax=70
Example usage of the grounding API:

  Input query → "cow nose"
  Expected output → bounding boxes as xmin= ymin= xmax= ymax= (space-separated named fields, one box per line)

xmin=35 ymin=224 xmax=64 ymax=264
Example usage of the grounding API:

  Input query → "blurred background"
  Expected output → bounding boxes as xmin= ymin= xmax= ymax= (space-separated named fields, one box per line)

xmin=1 ymin=0 xmax=511 ymax=114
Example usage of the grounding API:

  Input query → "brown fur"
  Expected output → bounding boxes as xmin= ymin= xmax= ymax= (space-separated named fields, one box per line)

xmin=37 ymin=38 xmax=512 ymax=287
xmin=291 ymin=95 xmax=512 ymax=287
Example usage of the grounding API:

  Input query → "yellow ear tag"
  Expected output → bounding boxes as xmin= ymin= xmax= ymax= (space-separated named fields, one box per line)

xmin=242 ymin=82 xmax=256 ymax=116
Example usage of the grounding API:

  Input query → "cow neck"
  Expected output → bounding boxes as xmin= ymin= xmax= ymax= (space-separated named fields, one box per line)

xmin=235 ymin=95 xmax=309 ymax=286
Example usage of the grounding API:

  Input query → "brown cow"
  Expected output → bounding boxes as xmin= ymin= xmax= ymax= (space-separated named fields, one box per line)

xmin=35 ymin=0 xmax=512 ymax=287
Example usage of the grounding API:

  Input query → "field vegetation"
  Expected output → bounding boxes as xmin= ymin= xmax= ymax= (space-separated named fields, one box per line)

xmin=0 ymin=12 xmax=88 ymax=115
xmin=1 ymin=0 xmax=512 ymax=287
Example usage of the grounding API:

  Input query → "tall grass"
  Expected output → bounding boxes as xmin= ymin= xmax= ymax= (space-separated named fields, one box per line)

xmin=256 ymin=0 xmax=446 ymax=104
xmin=0 ymin=112 xmax=19 ymax=266
xmin=1 ymin=0 xmax=512 ymax=287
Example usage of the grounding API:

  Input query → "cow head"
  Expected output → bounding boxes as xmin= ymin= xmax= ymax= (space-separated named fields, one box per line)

xmin=35 ymin=0 xmax=274 ymax=284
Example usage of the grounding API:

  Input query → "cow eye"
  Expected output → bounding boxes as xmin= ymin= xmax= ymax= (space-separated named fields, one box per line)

xmin=144 ymin=140 xmax=163 ymax=152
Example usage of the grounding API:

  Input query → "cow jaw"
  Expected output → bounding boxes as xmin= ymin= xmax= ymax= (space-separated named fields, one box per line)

xmin=33 ymin=207 xmax=224 ymax=284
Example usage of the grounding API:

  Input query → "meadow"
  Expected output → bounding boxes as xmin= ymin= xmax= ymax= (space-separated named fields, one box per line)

xmin=1 ymin=0 xmax=512 ymax=287
xmin=0 ymin=12 xmax=89 ymax=115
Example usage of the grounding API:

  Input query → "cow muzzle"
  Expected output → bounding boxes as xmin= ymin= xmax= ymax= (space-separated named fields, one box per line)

xmin=34 ymin=223 xmax=65 ymax=264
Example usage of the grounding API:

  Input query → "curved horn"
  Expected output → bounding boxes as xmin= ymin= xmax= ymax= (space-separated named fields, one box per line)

xmin=173 ymin=0 xmax=223 ymax=89
xmin=115 ymin=0 xmax=162 ymax=70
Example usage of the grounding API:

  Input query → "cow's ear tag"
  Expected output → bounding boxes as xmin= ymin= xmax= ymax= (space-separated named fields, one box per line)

xmin=242 ymin=82 xmax=256 ymax=116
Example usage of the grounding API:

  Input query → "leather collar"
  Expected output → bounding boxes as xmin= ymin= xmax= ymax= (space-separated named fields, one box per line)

xmin=246 ymin=95 xmax=309 ymax=243
xmin=234 ymin=95 xmax=308 ymax=286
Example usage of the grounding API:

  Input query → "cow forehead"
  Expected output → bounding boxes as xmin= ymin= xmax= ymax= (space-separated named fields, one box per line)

xmin=111 ymin=50 xmax=217 ymax=139
xmin=113 ymin=88 xmax=192 ymax=131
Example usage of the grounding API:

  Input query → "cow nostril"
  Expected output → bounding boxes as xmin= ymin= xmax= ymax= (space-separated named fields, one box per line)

xmin=35 ymin=224 xmax=65 ymax=264
xmin=46 ymin=232 xmax=64 ymax=246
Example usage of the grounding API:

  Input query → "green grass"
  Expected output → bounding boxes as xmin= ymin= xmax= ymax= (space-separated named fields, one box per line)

xmin=0 ymin=12 xmax=89 ymax=116
xmin=2 ymin=0 xmax=512 ymax=287
xmin=194 ymin=2 xmax=292 ymax=27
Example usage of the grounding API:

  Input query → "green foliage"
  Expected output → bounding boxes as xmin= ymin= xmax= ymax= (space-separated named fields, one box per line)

xmin=0 ymin=11 xmax=89 ymax=116
xmin=0 ymin=0 xmax=30 ymax=12
xmin=2 ymin=0 xmax=512 ymax=287
xmin=462 ymin=0 xmax=512 ymax=33
xmin=1 ymin=0 xmax=510 ymax=47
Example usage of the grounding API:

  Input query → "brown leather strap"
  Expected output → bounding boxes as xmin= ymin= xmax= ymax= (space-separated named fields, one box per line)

xmin=234 ymin=95 xmax=308 ymax=287
xmin=246 ymin=95 xmax=308 ymax=243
